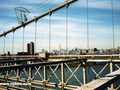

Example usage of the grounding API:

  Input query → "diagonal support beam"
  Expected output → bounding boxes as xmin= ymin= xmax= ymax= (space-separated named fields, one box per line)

xmin=90 ymin=63 xmax=108 ymax=79
xmin=49 ymin=65 xmax=61 ymax=83
xmin=65 ymin=63 xmax=82 ymax=85
xmin=47 ymin=64 xmax=60 ymax=82
xmin=115 ymin=64 xmax=120 ymax=69
xmin=32 ymin=66 xmax=44 ymax=81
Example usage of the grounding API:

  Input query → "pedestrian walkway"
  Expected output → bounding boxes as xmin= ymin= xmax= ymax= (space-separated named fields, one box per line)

xmin=76 ymin=68 xmax=120 ymax=90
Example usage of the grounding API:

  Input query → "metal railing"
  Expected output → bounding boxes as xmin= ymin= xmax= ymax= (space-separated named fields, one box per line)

xmin=0 ymin=55 xmax=120 ymax=90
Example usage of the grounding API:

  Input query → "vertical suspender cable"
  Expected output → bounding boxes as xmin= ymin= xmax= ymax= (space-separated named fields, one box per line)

xmin=87 ymin=0 xmax=89 ymax=83
xmin=35 ymin=19 xmax=37 ymax=55
xmin=111 ymin=0 xmax=115 ymax=49
xmin=12 ymin=31 xmax=15 ymax=55
xmin=23 ymin=26 xmax=25 ymax=52
xmin=66 ymin=2 xmax=68 ymax=54
xmin=3 ymin=35 xmax=6 ymax=54
xmin=87 ymin=0 xmax=89 ymax=50
xmin=49 ymin=12 xmax=52 ymax=53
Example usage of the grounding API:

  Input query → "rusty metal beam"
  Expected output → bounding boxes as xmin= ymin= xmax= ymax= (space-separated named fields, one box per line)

xmin=0 ymin=58 xmax=85 ymax=70
xmin=0 ymin=58 xmax=41 ymax=63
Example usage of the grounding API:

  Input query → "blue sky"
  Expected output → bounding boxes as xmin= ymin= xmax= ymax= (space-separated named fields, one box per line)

xmin=0 ymin=0 xmax=120 ymax=54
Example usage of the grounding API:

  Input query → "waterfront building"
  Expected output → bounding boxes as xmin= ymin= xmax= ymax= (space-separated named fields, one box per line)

xmin=117 ymin=47 xmax=120 ymax=52
xmin=110 ymin=48 xmax=116 ymax=52
xmin=104 ymin=49 xmax=110 ymax=53
xmin=27 ymin=42 xmax=34 ymax=55
xmin=27 ymin=43 xmax=30 ymax=55
xmin=88 ymin=49 xmax=94 ymax=53
xmin=82 ymin=49 xmax=88 ymax=54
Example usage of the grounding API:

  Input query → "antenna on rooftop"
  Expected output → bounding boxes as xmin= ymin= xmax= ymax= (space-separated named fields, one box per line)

xmin=14 ymin=7 xmax=30 ymax=24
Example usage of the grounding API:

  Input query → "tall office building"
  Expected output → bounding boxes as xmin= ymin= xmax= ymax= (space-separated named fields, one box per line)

xmin=30 ymin=42 xmax=34 ymax=55
xmin=27 ymin=43 xmax=30 ymax=55
xmin=59 ymin=44 xmax=61 ymax=53
xmin=27 ymin=42 xmax=34 ymax=55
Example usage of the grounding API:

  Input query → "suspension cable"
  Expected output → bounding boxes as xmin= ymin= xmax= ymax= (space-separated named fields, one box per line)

xmin=29 ymin=0 xmax=49 ymax=12
xmin=22 ymin=26 xmax=25 ymax=52
xmin=3 ymin=35 xmax=6 ymax=54
xmin=111 ymin=0 xmax=115 ymax=49
xmin=87 ymin=0 xmax=89 ymax=50
xmin=35 ymin=19 xmax=38 ymax=55
xmin=49 ymin=12 xmax=52 ymax=53
xmin=87 ymin=0 xmax=89 ymax=82
xmin=30 ymin=0 xmax=54 ymax=13
xmin=0 ymin=19 xmax=16 ymax=30
xmin=66 ymin=2 xmax=68 ymax=54
xmin=0 ymin=0 xmax=55 ymax=31
xmin=12 ymin=31 xmax=15 ymax=55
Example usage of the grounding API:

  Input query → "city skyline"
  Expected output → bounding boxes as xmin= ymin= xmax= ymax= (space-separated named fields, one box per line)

xmin=0 ymin=0 xmax=120 ymax=54
xmin=2 ymin=42 xmax=120 ymax=55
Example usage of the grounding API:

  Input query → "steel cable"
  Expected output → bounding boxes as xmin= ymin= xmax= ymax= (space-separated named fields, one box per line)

xmin=87 ymin=0 xmax=89 ymax=83
xmin=35 ymin=20 xmax=37 ymax=54
xmin=12 ymin=32 xmax=15 ymax=54
xmin=66 ymin=4 xmax=68 ymax=54
xmin=3 ymin=36 xmax=6 ymax=54
xmin=87 ymin=0 xmax=89 ymax=50
xmin=0 ymin=0 xmax=55 ymax=30
xmin=111 ymin=0 xmax=115 ymax=49
xmin=23 ymin=26 xmax=25 ymax=52
xmin=49 ymin=13 xmax=51 ymax=53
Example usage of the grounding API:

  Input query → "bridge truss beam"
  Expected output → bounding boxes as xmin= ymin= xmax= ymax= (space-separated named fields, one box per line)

xmin=0 ymin=56 xmax=120 ymax=90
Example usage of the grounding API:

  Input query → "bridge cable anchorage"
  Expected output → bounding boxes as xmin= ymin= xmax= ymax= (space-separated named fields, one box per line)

xmin=111 ymin=0 xmax=115 ymax=49
xmin=49 ymin=10 xmax=52 ymax=53
xmin=34 ymin=17 xmax=38 ymax=55
xmin=66 ymin=1 xmax=69 ymax=54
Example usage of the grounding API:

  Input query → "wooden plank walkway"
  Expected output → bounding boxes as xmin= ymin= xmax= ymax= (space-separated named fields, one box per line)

xmin=75 ymin=68 xmax=120 ymax=90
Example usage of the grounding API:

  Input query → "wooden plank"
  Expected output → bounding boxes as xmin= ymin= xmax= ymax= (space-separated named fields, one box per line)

xmin=76 ymin=69 xmax=120 ymax=90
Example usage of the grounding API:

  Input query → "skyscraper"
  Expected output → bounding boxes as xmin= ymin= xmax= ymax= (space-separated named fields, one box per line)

xmin=59 ymin=44 xmax=61 ymax=54
xmin=27 ymin=42 xmax=34 ymax=55
xmin=27 ymin=43 xmax=30 ymax=55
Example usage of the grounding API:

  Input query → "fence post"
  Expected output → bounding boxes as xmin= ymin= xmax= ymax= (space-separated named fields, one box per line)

xmin=83 ymin=62 xmax=86 ymax=85
xmin=28 ymin=61 xmax=32 ymax=90
xmin=16 ymin=62 xmax=20 ymax=87
xmin=43 ymin=64 xmax=47 ymax=88
xmin=61 ymin=63 xmax=65 ymax=90
xmin=110 ymin=61 xmax=114 ymax=89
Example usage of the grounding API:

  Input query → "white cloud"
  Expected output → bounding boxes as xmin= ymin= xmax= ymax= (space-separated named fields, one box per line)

xmin=78 ymin=0 xmax=120 ymax=10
